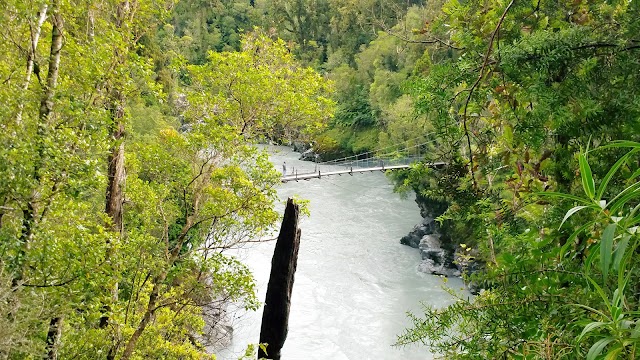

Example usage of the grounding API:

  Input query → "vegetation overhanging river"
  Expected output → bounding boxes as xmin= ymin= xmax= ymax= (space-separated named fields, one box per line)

xmin=217 ymin=146 xmax=465 ymax=359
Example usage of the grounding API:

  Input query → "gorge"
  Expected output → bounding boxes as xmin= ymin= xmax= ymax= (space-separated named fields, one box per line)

xmin=216 ymin=146 xmax=467 ymax=359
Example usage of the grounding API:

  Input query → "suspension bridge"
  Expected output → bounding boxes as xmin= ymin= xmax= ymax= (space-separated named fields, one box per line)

xmin=280 ymin=137 xmax=445 ymax=183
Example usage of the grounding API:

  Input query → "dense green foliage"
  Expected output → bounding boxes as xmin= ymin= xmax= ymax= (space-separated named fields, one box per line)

xmin=3 ymin=0 xmax=640 ymax=358
xmin=390 ymin=0 xmax=640 ymax=359
xmin=164 ymin=0 xmax=442 ymax=158
xmin=0 ymin=1 xmax=331 ymax=358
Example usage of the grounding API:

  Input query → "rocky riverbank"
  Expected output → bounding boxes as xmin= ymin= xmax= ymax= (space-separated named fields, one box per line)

xmin=401 ymin=217 xmax=461 ymax=277
xmin=400 ymin=194 xmax=466 ymax=278
xmin=400 ymin=193 xmax=485 ymax=294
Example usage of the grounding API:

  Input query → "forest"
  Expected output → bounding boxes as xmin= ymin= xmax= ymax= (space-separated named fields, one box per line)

xmin=1 ymin=0 xmax=639 ymax=359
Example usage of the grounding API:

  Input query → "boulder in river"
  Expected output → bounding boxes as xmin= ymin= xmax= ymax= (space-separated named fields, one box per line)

xmin=292 ymin=141 xmax=311 ymax=153
xmin=401 ymin=193 xmax=462 ymax=277
xmin=298 ymin=148 xmax=319 ymax=162
xmin=400 ymin=217 xmax=437 ymax=248
xmin=416 ymin=234 xmax=461 ymax=277
xmin=417 ymin=259 xmax=461 ymax=277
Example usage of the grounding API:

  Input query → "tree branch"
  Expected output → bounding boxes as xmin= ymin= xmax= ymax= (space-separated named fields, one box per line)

xmin=462 ymin=0 xmax=515 ymax=191
xmin=373 ymin=19 xmax=464 ymax=50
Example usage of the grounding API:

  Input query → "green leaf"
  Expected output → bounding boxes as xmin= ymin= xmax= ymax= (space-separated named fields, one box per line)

xmin=585 ymin=276 xmax=611 ymax=311
xmin=600 ymin=223 xmax=617 ymax=281
xmin=603 ymin=346 xmax=622 ymax=360
xmin=579 ymin=153 xmax=595 ymax=199
xmin=578 ymin=321 xmax=608 ymax=342
xmin=599 ymin=140 xmax=640 ymax=150
xmin=566 ymin=221 xmax=596 ymax=248
xmin=612 ymin=235 xmax=629 ymax=273
xmin=560 ymin=205 xmax=590 ymax=229
xmin=606 ymin=182 xmax=640 ymax=213
xmin=573 ymin=303 xmax=608 ymax=319
xmin=536 ymin=191 xmax=592 ymax=205
xmin=631 ymin=321 xmax=640 ymax=339
xmin=610 ymin=193 xmax=640 ymax=215
xmin=596 ymin=150 xmax=637 ymax=200
xmin=628 ymin=167 xmax=640 ymax=181
xmin=585 ymin=243 xmax=600 ymax=273
xmin=586 ymin=337 xmax=614 ymax=360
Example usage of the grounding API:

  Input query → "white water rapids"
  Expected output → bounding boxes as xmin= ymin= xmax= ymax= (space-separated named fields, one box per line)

xmin=217 ymin=146 xmax=465 ymax=360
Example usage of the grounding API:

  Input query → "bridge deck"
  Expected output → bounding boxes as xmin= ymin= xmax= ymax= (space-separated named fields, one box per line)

xmin=280 ymin=162 xmax=445 ymax=183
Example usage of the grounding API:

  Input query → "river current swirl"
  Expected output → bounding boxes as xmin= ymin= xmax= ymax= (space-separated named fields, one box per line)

xmin=217 ymin=146 xmax=464 ymax=360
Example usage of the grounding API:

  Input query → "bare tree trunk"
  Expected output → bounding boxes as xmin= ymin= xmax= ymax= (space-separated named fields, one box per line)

xmin=100 ymin=0 xmax=130 ymax=338
xmin=15 ymin=4 xmax=48 ymax=124
xmin=44 ymin=317 xmax=63 ymax=360
xmin=100 ymin=99 xmax=125 ymax=358
xmin=87 ymin=7 xmax=95 ymax=41
xmin=15 ymin=0 xmax=63 ymax=284
xmin=100 ymin=85 xmax=127 ymax=360
xmin=258 ymin=198 xmax=301 ymax=360
xmin=104 ymin=91 xmax=126 ymax=234
xmin=25 ymin=5 xmax=49 ymax=89
xmin=39 ymin=5 xmax=63 ymax=122
xmin=100 ymin=5 xmax=142 ymax=358
xmin=39 ymin=5 xmax=65 ymax=358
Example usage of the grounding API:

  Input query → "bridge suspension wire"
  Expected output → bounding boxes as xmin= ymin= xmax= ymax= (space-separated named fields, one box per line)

xmin=317 ymin=132 xmax=438 ymax=165
xmin=318 ymin=134 xmax=440 ymax=166
xmin=280 ymin=134 xmax=445 ymax=183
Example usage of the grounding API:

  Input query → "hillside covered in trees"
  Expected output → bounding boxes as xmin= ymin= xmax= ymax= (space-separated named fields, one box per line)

xmin=1 ymin=0 xmax=640 ymax=359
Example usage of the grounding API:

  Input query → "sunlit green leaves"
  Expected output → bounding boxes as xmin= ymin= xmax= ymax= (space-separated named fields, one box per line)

xmin=186 ymin=30 xmax=334 ymax=141
xmin=579 ymin=153 xmax=596 ymax=200
xmin=0 ymin=1 xmax=292 ymax=358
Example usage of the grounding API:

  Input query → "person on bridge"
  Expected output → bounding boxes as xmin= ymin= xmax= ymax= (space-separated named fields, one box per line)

xmin=282 ymin=162 xmax=287 ymax=175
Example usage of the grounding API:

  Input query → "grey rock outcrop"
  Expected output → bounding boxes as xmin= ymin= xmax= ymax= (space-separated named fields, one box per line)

xmin=401 ymin=193 xmax=461 ymax=277
xmin=298 ymin=148 xmax=319 ymax=162
xmin=400 ymin=217 xmax=434 ymax=248
xmin=292 ymin=141 xmax=311 ymax=153
xmin=415 ymin=193 xmax=448 ymax=220
xmin=416 ymin=234 xmax=461 ymax=277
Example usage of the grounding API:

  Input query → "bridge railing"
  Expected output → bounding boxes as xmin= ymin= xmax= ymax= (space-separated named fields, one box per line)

xmin=283 ymin=135 xmax=441 ymax=177
xmin=281 ymin=155 xmax=422 ymax=179
xmin=329 ymin=155 xmax=422 ymax=168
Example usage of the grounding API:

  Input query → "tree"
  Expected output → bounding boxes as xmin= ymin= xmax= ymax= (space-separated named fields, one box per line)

xmin=0 ymin=0 xmax=120 ymax=357
xmin=394 ymin=0 xmax=640 ymax=358
xmin=114 ymin=124 xmax=280 ymax=359
xmin=171 ymin=0 xmax=263 ymax=64
xmin=1 ymin=2 xmax=337 ymax=359
xmin=185 ymin=30 xmax=334 ymax=142
xmin=264 ymin=0 xmax=332 ymax=64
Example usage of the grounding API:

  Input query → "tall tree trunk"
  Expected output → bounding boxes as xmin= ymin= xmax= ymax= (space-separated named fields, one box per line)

xmin=44 ymin=317 xmax=63 ymax=360
xmin=99 ymin=93 xmax=125 ymax=337
xmin=87 ymin=7 xmax=95 ymax=41
xmin=100 ymin=77 xmax=127 ymax=360
xmin=39 ymin=4 xmax=63 ymax=122
xmin=99 ymin=0 xmax=130 ymax=337
xmin=120 ymin=272 xmax=167 ymax=360
xmin=15 ymin=4 xmax=49 ymax=124
xmin=15 ymin=0 xmax=63 ymax=284
xmin=258 ymin=198 xmax=301 ymax=360
xmin=104 ymin=94 xmax=126 ymax=235
xmin=39 ymin=5 xmax=65 ymax=358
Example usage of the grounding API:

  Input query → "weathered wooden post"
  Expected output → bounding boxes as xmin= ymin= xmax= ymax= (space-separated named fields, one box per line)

xmin=258 ymin=198 xmax=301 ymax=360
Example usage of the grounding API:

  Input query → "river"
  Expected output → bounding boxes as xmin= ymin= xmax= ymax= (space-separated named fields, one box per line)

xmin=217 ymin=146 xmax=464 ymax=360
